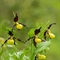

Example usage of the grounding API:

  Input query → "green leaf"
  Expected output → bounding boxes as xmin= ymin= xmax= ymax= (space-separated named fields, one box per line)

xmin=28 ymin=29 xmax=34 ymax=37
xmin=31 ymin=41 xmax=51 ymax=60
xmin=36 ymin=41 xmax=51 ymax=52
xmin=6 ymin=27 xmax=12 ymax=31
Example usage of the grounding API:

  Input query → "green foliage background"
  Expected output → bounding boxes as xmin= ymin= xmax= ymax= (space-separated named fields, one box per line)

xmin=0 ymin=0 xmax=59 ymax=60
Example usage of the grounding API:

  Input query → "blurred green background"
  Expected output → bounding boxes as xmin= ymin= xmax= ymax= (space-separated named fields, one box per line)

xmin=0 ymin=0 xmax=59 ymax=60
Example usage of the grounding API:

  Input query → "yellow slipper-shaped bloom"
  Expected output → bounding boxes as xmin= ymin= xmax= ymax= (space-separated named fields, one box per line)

xmin=38 ymin=55 xmax=46 ymax=59
xmin=48 ymin=32 xmax=55 ymax=39
xmin=37 ymin=53 xmax=46 ymax=60
xmin=35 ymin=38 xmax=41 ymax=43
xmin=15 ymin=22 xmax=23 ymax=29
xmin=7 ymin=39 xmax=14 ymax=45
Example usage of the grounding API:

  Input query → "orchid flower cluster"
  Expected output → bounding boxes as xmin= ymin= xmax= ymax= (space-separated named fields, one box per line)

xmin=0 ymin=13 xmax=56 ymax=60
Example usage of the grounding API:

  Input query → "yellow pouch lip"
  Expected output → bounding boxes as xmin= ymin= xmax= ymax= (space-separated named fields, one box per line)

xmin=48 ymin=32 xmax=55 ymax=39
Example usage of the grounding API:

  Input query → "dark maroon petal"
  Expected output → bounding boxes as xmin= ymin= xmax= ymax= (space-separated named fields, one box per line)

xmin=8 ymin=31 xmax=13 ymax=36
xmin=24 ymin=36 xmax=34 ymax=43
xmin=48 ymin=23 xmax=56 ymax=29
xmin=16 ymin=38 xmax=25 ymax=43
xmin=14 ymin=13 xmax=18 ymax=22
xmin=1 ymin=37 xmax=10 ymax=47
xmin=33 ymin=37 xmax=36 ymax=47
xmin=44 ymin=30 xmax=47 ymax=40
xmin=34 ymin=27 xmax=41 ymax=35
xmin=19 ymin=23 xmax=28 ymax=29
